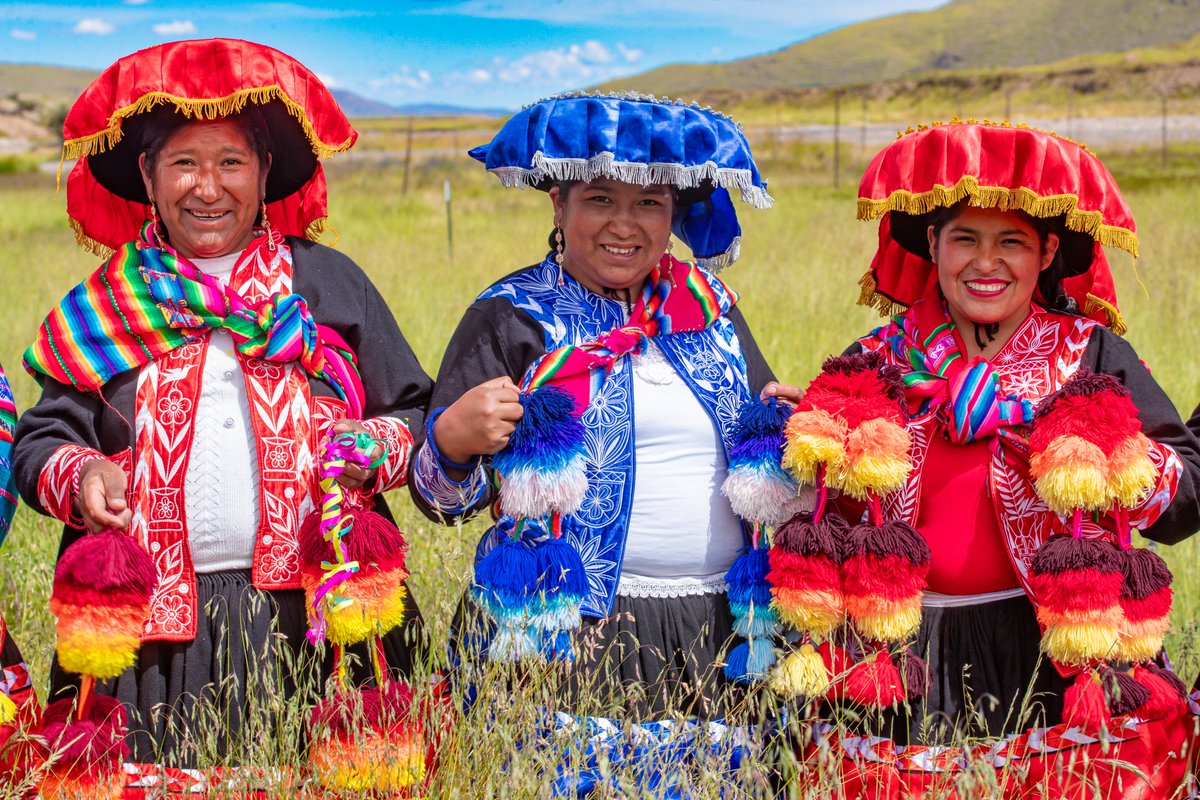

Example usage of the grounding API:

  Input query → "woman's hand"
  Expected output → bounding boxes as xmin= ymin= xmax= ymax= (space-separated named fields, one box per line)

xmin=330 ymin=419 xmax=380 ymax=489
xmin=761 ymin=381 xmax=804 ymax=408
xmin=75 ymin=458 xmax=131 ymax=533
xmin=436 ymin=377 xmax=525 ymax=466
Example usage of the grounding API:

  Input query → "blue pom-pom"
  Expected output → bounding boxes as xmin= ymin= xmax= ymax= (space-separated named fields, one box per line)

xmin=724 ymin=639 xmax=777 ymax=682
xmin=731 ymin=397 xmax=792 ymax=442
xmin=473 ymin=537 xmax=538 ymax=611
xmin=730 ymin=602 xmax=780 ymax=639
xmin=534 ymin=536 xmax=589 ymax=599
xmin=493 ymin=386 xmax=585 ymax=475
xmin=724 ymin=547 xmax=772 ymax=605
xmin=538 ymin=628 xmax=576 ymax=661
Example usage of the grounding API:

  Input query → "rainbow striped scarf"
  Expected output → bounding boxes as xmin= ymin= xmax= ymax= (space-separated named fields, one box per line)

xmin=24 ymin=222 xmax=363 ymax=415
xmin=522 ymin=253 xmax=735 ymax=404
xmin=878 ymin=291 xmax=1033 ymax=444
xmin=0 ymin=362 xmax=17 ymax=547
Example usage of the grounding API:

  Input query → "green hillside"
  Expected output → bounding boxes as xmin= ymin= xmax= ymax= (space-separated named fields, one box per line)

xmin=0 ymin=63 xmax=98 ymax=102
xmin=602 ymin=0 xmax=1200 ymax=96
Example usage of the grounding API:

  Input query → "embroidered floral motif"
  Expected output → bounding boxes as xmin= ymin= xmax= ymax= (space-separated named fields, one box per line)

xmin=152 ymin=592 xmax=192 ymax=637
xmin=260 ymin=543 xmax=299 ymax=583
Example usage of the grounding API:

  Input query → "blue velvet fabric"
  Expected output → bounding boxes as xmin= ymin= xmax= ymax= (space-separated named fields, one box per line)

xmin=469 ymin=94 xmax=770 ymax=269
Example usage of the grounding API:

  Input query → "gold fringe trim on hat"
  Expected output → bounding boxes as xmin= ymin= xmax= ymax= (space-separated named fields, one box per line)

xmin=59 ymin=86 xmax=356 ymax=187
xmin=856 ymin=175 xmax=1138 ymax=258
xmin=856 ymin=270 xmax=909 ymax=318
xmin=893 ymin=117 xmax=1092 ymax=153
xmin=1084 ymin=293 xmax=1128 ymax=335
xmin=305 ymin=216 xmax=340 ymax=247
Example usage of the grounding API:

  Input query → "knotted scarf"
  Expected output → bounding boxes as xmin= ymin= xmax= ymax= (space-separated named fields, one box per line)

xmin=24 ymin=222 xmax=364 ymax=415
xmin=522 ymin=253 xmax=736 ymax=406
xmin=877 ymin=291 xmax=1034 ymax=444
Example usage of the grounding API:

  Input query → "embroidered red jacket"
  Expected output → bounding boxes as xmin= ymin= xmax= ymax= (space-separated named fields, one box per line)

xmin=16 ymin=238 xmax=430 ymax=642
xmin=858 ymin=309 xmax=1190 ymax=609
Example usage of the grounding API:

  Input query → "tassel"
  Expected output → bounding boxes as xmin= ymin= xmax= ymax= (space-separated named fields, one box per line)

xmin=769 ymin=642 xmax=830 ymax=699
xmin=309 ymin=682 xmax=425 ymax=792
xmin=40 ymin=695 xmax=128 ymax=800
xmin=51 ymin=531 xmax=157 ymax=681
xmin=1131 ymin=665 xmax=1183 ymax=718
xmin=782 ymin=409 xmax=847 ymax=485
xmin=1117 ymin=546 xmax=1173 ymax=663
xmin=1143 ymin=661 xmax=1187 ymax=697
xmin=724 ymin=547 xmax=780 ymax=682
xmin=901 ymin=649 xmax=930 ymax=700
xmin=840 ymin=417 xmax=912 ymax=500
xmin=722 ymin=398 xmax=805 ymax=527
xmin=843 ymin=648 xmax=906 ymax=708
xmin=841 ymin=520 xmax=930 ymax=644
xmin=299 ymin=504 xmax=409 ymax=648
xmin=529 ymin=536 xmax=588 ymax=661
xmin=768 ymin=512 xmax=847 ymax=639
xmin=473 ymin=537 xmax=539 ymax=662
xmin=493 ymin=387 xmax=587 ymax=520
xmin=1063 ymin=670 xmax=1112 ymax=730
xmin=1101 ymin=665 xmax=1149 ymax=717
xmin=1030 ymin=534 xmax=1124 ymax=666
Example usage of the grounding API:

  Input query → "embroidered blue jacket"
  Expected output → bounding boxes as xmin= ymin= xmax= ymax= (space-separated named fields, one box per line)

xmin=413 ymin=259 xmax=773 ymax=616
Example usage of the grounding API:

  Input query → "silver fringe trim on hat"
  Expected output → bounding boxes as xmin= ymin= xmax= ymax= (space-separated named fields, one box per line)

xmin=697 ymin=236 xmax=741 ymax=273
xmin=490 ymin=151 xmax=774 ymax=209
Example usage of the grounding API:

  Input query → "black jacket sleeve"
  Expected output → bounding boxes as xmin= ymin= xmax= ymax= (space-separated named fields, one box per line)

xmin=1083 ymin=326 xmax=1200 ymax=545
xmin=728 ymin=306 xmax=776 ymax=395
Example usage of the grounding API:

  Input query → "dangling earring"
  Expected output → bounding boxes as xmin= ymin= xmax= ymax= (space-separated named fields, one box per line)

xmin=261 ymin=200 xmax=276 ymax=251
xmin=147 ymin=198 xmax=159 ymax=241
xmin=554 ymin=226 xmax=565 ymax=286
xmin=665 ymin=237 xmax=676 ymax=287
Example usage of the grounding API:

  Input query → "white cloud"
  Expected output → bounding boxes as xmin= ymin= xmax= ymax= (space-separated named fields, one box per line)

xmin=616 ymin=43 xmax=643 ymax=63
xmin=467 ymin=69 xmax=491 ymax=83
xmin=368 ymin=66 xmax=434 ymax=94
xmin=151 ymin=20 xmax=196 ymax=35
xmin=74 ymin=18 xmax=115 ymax=35
xmin=10 ymin=29 xmax=37 ymax=41
xmin=489 ymin=40 xmax=620 ymax=85
xmin=316 ymin=72 xmax=339 ymax=88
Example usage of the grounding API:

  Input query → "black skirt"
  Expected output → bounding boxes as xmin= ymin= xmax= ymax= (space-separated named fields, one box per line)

xmin=49 ymin=570 xmax=427 ymax=766
xmin=453 ymin=588 xmax=739 ymax=720
xmin=866 ymin=593 xmax=1072 ymax=745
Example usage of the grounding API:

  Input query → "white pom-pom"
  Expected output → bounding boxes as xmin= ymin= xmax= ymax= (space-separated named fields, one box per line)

xmin=499 ymin=453 xmax=589 ymax=519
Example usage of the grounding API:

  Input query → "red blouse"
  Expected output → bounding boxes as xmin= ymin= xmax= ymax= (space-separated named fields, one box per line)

xmin=917 ymin=433 xmax=1021 ymax=595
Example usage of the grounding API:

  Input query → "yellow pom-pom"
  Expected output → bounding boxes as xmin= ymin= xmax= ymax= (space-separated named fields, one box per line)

xmin=1030 ymin=436 xmax=1110 ymax=513
xmin=57 ymin=633 xmax=141 ymax=680
xmin=311 ymin=732 xmax=425 ymax=790
xmin=1107 ymin=434 xmax=1156 ymax=508
xmin=782 ymin=409 xmax=847 ymax=484
xmin=769 ymin=644 xmax=829 ymax=699
xmin=771 ymin=590 xmax=844 ymax=641
xmin=324 ymin=582 xmax=408 ymax=647
xmin=0 ymin=692 xmax=16 ymax=724
xmin=1040 ymin=623 xmax=1120 ymax=665
xmin=1116 ymin=633 xmax=1165 ymax=664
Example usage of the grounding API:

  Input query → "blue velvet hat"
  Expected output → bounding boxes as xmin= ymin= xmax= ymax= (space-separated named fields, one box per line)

xmin=470 ymin=92 xmax=771 ymax=270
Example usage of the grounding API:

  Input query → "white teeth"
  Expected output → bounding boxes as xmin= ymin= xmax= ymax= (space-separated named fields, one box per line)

xmin=965 ymin=281 xmax=1006 ymax=295
xmin=602 ymin=245 xmax=635 ymax=255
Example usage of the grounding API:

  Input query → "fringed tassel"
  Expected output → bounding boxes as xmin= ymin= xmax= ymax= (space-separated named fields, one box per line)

xmin=842 ymin=519 xmax=930 ymax=645
xmin=1131 ymin=663 xmax=1187 ymax=719
xmin=1117 ymin=546 xmax=1173 ymax=663
xmin=722 ymin=398 xmax=805 ymax=528
xmin=488 ymin=386 xmax=589 ymax=663
xmin=1063 ymin=670 xmax=1112 ymax=730
xmin=843 ymin=647 xmax=906 ymax=708
xmin=39 ymin=695 xmax=128 ymax=800
xmin=309 ymin=682 xmax=425 ymax=792
xmin=1030 ymin=534 xmax=1124 ymax=666
xmin=724 ymin=547 xmax=779 ymax=682
xmin=50 ymin=531 xmax=157 ymax=682
xmin=1100 ymin=665 xmax=1149 ymax=717
xmin=769 ymin=642 xmax=830 ymax=700
xmin=768 ymin=512 xmax=847 ymax=640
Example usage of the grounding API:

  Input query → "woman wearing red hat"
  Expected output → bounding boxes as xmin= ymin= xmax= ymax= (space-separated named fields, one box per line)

xmin=771 ymin=120 xmax=1200 ymax=796
xmin=12 ymin=39 xmax=430 ymax=766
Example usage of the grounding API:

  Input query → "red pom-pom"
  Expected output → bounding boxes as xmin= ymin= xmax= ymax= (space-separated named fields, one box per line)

xmin=1063 ymin=671 xmax=1112 ymax=730
xmin=41 ymin=695 xmax=128 ymax=777
xmin=1131 ymin=665 xmax=1185 ymax=718
xmin=843 ymin=649 xmax=906 ymax=708
xmin=1030 ymin=372 xmax=1142 ymax=455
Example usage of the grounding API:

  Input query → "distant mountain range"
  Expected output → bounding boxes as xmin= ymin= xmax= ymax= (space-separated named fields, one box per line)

xmin=601 ymin=0 xmax=1200 ymax=96
xmin=0 ymin=65 xmax=506 ymax=117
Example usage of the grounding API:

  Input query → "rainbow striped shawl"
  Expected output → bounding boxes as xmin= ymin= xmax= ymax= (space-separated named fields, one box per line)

xmin=873 ymin=288 xmax=1034 ymax=444
xmin=522 ymin=253 xmax=736 ymax=410
xmin=0 ymin=362 xmax=17 ymax=547
xmin=24 ymin=223 xmax=363 ymax=415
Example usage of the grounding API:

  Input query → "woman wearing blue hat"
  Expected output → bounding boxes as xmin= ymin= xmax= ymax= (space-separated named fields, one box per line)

xmin=412 ymin=93 xmax=796 ymax=791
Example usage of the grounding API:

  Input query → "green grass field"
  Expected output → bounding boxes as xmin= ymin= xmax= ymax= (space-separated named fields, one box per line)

xmin=1 ymin=134 xmax=1198 ymax=797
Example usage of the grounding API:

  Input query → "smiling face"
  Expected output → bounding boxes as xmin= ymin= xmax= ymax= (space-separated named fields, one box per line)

xmin=139 ymin=119 xmax=270 ymax=260
xmin=928 ymin=205 xmax=1059 ymax=339
xmin=549 ymin=179 xmax=674 ymax=295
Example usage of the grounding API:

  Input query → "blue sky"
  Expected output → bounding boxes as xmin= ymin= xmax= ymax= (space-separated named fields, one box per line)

xmin=3 ymin=1 xmax=947 ymax=110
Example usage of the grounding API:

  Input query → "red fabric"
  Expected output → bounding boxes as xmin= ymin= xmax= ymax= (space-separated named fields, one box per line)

xmin=63 ymin=38 xmax=351 ymax=252
xmin=918 ymin=436 xmax=1020 ymax=594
